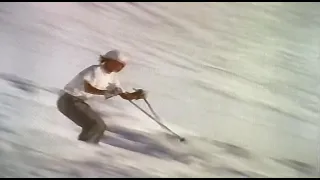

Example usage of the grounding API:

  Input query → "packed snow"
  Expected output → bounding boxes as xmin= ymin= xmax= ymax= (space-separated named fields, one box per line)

xmin=0 ymin=2 xmax=318 ymax=177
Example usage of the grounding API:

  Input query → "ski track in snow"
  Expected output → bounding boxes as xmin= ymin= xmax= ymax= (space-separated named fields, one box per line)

xmin=0 ymin=2 xmax=319 ymax=178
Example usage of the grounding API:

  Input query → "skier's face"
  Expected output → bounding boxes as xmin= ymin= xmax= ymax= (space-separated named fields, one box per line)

xmin=102 ymin=59 xmax=125 ymax=73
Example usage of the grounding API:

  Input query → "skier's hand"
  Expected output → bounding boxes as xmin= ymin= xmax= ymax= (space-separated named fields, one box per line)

xmin=132 ymin=89 xmax=147 ymax=100
xmin=110 ymin=87 xmax=123 ymax=95
xmin=119 ymin=89 xmax=147 ymax=100
xmin=105 ymin=84 xmax=123 ymax=95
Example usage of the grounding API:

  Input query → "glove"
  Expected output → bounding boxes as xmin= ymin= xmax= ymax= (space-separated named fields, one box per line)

xmin=132 ymin=89 xmax=147 ymax=100
xmin=105 ymin=83 xmax=123 ymax=96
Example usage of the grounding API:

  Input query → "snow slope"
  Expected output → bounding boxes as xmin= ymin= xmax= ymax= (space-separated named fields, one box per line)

xmin=0 ymin=2 xmax=319 ymax=177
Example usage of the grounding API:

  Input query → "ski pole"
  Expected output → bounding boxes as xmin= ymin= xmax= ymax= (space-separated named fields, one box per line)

xmin=128 ymin=100 xmax=186 ymax=142
xmin=143 ymin=98 xmax=161 ymax=121
xmin=132 ymin=88 xmax=162 ymax=121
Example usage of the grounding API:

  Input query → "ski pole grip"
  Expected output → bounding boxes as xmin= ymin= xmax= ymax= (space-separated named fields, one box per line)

xmin=133 ymin=88 xmax=147 ymax=97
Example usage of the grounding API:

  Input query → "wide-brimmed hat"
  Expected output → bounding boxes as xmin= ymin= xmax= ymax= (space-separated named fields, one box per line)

xmin=100 ymin=50 xmax=127 ymax=65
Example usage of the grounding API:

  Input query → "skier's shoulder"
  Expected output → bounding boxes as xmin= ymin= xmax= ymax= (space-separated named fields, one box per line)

xmin=83 ymin=64 xmax=100 ymax=72
xmin=77 ymin=65 xmax=99 ymax=75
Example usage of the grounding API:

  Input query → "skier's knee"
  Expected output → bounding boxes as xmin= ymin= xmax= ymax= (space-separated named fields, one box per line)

xmin=100 ymin=123 xmax=107 ymax=132
xmin=95 ymin=123 xmax=107 ymax=133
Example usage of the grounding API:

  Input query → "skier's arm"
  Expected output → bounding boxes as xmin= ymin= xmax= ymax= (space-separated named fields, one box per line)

xmin=119 ymin=92 xmax=139 ymax=100
xmin=84 ymin=80 xmax=107 ymax=95
xmin=84 ymin=81 xmax=144 ymax=99
xmin=84 ymin=80 xmax=125 ymax=97
xmin=112 ymin=78 xmax=143 ymax=100
xmin=83 ymin=66 xmax=109 ymax=95
xmin=119 ymin=89 xmax=146 ymax=100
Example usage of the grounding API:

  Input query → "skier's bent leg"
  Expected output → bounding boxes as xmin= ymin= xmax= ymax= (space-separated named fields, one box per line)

xmin=57 ymin=93 xmax=91 ymax=128
xmin=75 ymin=102 xmax=108 ymax=144
xmin=78 ymin=127 xmax=91 ymax=141
xmin=85 ymin=123 xmax=107 ymax=144
xmin=57 ymin=92 xmax=107 ymax=143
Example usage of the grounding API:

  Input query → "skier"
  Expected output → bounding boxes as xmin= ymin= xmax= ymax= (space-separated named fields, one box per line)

xmin=57 ymin=50 xmax=146 ymax=144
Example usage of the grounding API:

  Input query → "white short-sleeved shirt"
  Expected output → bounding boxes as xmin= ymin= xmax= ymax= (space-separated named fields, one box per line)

xmin=63 ymin=65 xmax=123 ymax=100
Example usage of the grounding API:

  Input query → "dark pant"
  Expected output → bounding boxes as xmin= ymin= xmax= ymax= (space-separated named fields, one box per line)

xmin=57 ymin=92 xmax=107 ymax=144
